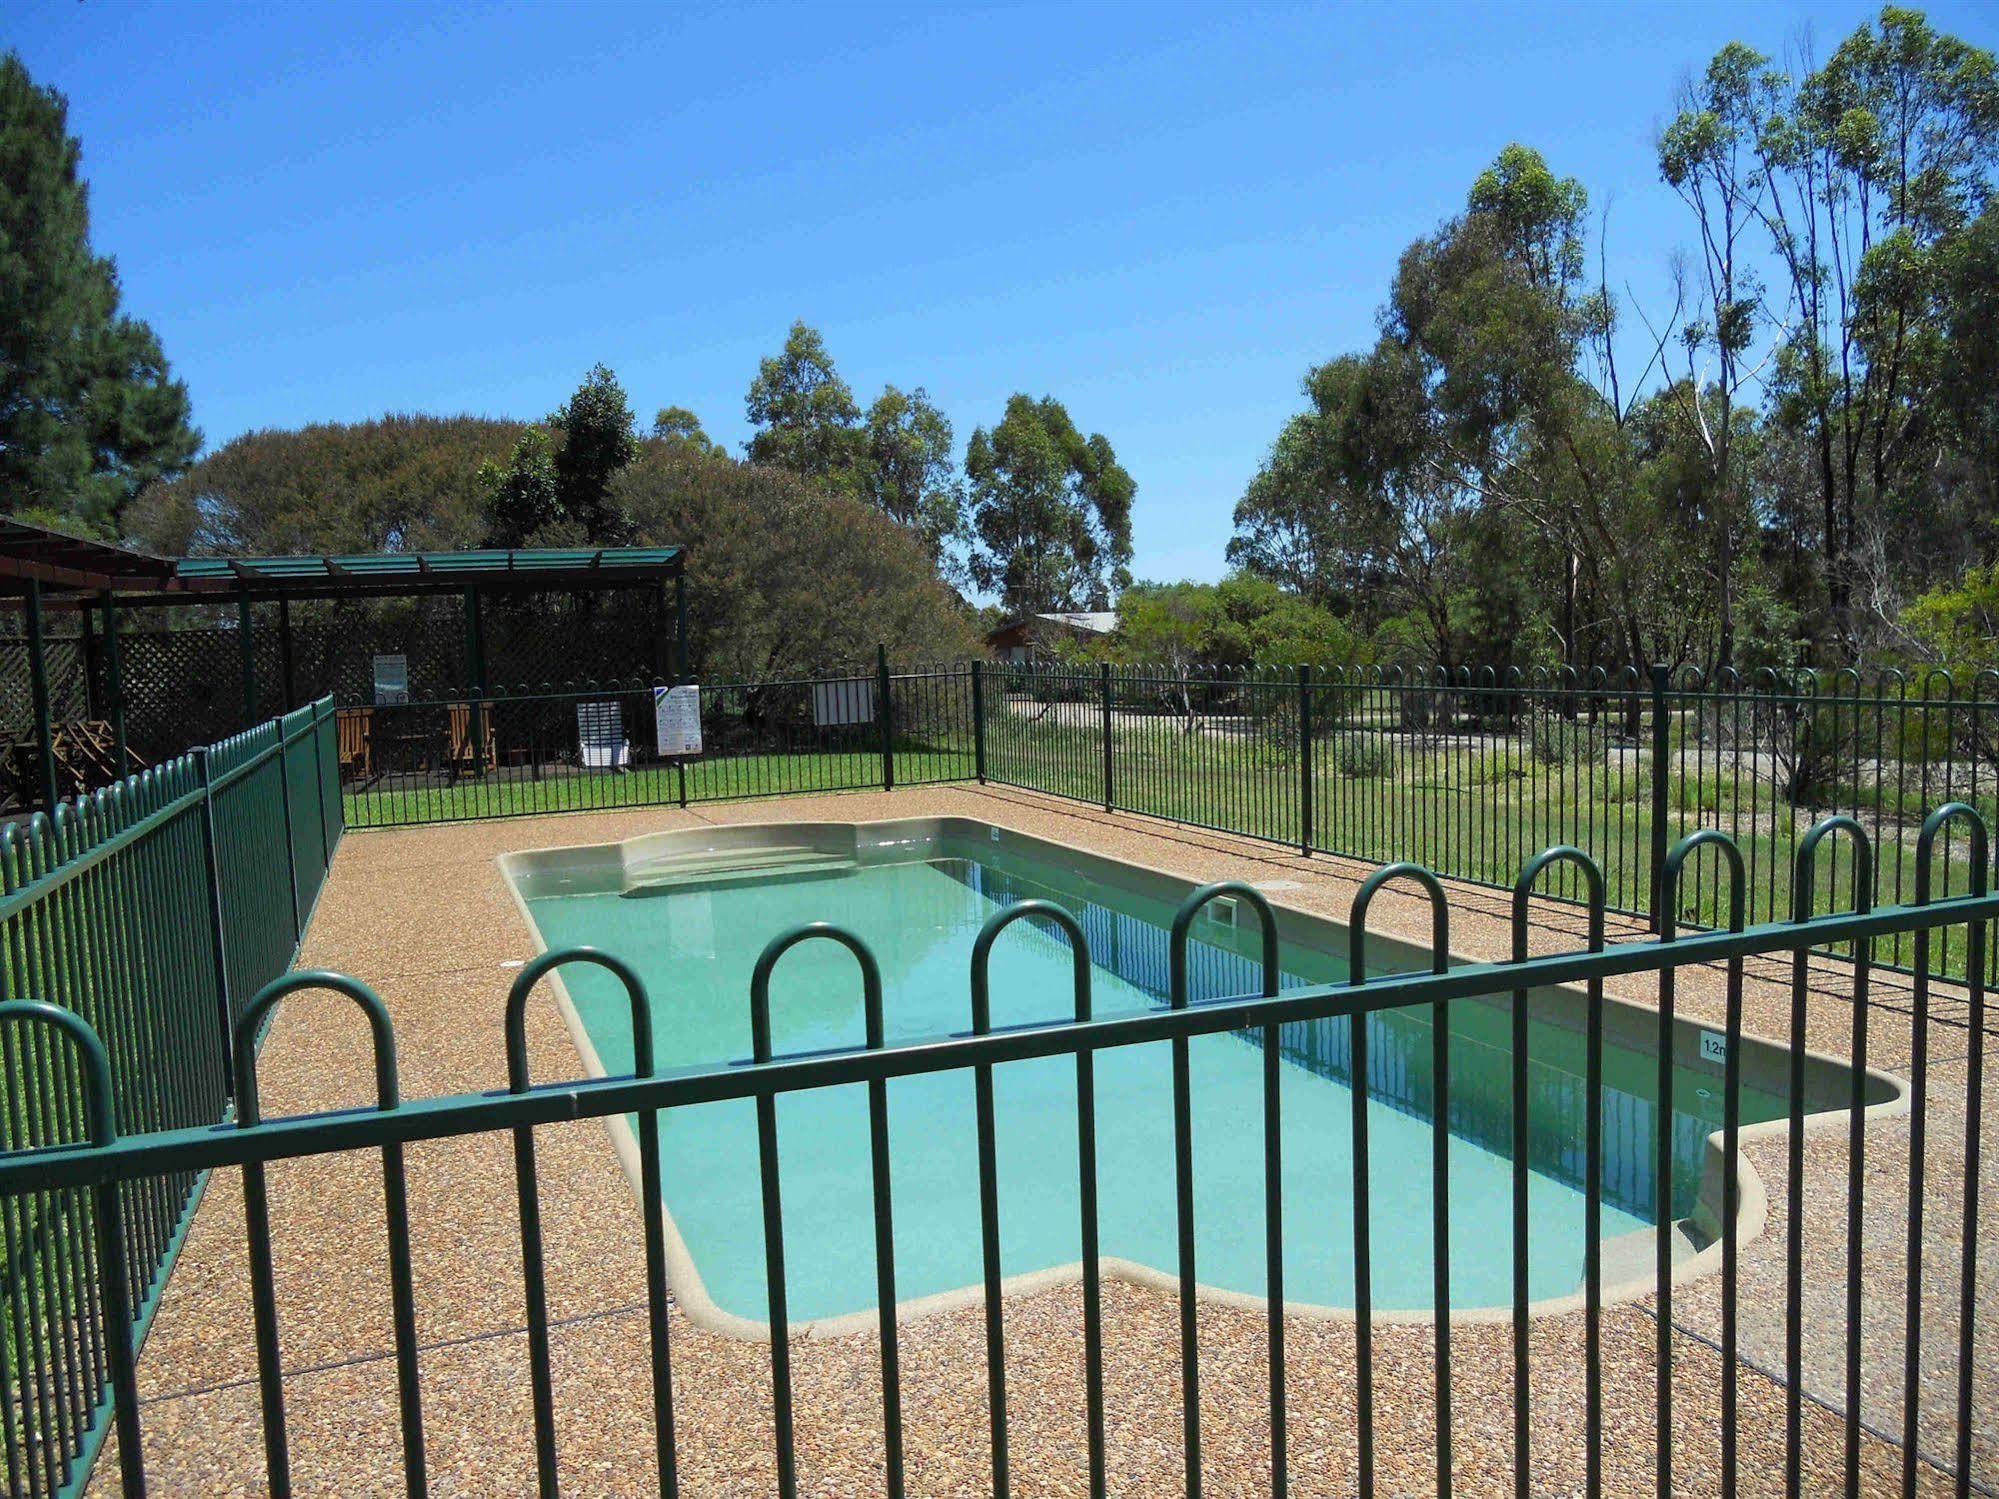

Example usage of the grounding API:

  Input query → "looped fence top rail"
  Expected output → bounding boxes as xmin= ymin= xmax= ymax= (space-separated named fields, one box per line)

xmin=3 ymin=810 xmax=1998 ymax=1499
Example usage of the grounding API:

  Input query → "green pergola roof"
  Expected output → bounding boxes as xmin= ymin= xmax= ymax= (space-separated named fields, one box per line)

xmin=172 ymin=545 xmax=684 ymax=588
xmin=0 ymin=520 xmax=687 ymax=607
xmin=165 ymin=545 xmax=685 ymax=602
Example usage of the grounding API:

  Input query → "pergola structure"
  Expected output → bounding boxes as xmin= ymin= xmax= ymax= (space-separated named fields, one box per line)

xmin=0 ymin=519 xmax=688 ymax=812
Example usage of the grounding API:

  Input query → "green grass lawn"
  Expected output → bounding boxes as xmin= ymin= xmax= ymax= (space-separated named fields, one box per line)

xmin=342 ymin=742 xmax=976 ymax=827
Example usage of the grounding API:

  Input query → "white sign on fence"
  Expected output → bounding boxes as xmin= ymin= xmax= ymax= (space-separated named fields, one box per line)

xmin=811 ymin=677 xmax=875 ymax=727
xmin=655 ymin=685 xmax=702 ymax=757
xmin=372 ymin=654 xmax=409 ymax=705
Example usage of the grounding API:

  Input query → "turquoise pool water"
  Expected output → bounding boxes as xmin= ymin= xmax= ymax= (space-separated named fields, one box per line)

xmin=523 ymin=836 xmax=1783 ymax=1322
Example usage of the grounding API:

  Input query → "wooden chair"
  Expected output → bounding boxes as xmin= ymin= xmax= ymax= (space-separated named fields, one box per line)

xmin=446 ymin=702 xmax=497 ymax=776
xmin=335 ymin=707 xmax=374 ymax=782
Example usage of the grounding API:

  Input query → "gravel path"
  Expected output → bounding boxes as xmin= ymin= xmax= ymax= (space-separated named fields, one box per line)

xmin=90 ymin=786 xmax=1994 ymax=1495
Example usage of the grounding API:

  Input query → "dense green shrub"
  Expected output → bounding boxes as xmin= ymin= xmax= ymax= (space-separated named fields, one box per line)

xmin=1529 ymin=713 xmax=1610 ymax=766
xmin=1335 ymin=737 xmax=1391 ymax=779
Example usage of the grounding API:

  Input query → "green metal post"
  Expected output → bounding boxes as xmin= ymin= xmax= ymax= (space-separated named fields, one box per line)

xmin=1299 ymin=663 xmax=1313 ymax=857
xmin=24 ymin=578 xmax=56 ymax=811
xmin=277 ymin=598 xmax=297 ymax=712
xmin=193 ymin=746 xmax=237 ymax=1095
xmin=1101 ymin=661 xmax=1114 ymax=812
xmin=237 ymin=593 xmax=257 ymax=728
xmin=464 ymin=586 xmax=487 ymax=772
xmin=310 ymin=698 xmax=329 ymax=880
xmin=275 ymin=710 xmax=302 ymax=941
xmin=675 ymin=571 xmax=688 ymax=684
xmin=102 ymin=591 xmax=126 ymax=776
xmin=971 ymin=660 xmax=987 ymax=784
xmin=1649 ymin=663 xmax=1670 ymax=931
xmin=671 ymin=574 xmax=690 ymax=806
xmin=652 ymin=582 xmax=671 ymax=683
xmin=877 ymin=644 xmax=894 ymax=792
xmin=79 ymin=602 xmax=100 ymax=721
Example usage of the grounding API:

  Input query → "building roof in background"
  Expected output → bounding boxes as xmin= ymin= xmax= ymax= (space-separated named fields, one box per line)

xmin=984 ymin=609 xmax=1120 ymax=647
xmin=1033 ymin=611 xmax=1117 ymax=634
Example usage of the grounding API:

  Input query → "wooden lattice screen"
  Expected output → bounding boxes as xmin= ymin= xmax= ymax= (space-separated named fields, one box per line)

xmin=0 ymin=634 xmax=89 ymax=739
xmin=98 ymin=591 xmax=664 ymax=763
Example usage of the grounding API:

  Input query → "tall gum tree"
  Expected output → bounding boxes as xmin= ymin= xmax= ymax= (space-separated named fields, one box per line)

xmin=964 ymin=393 xmax=1135 ymax=616
xmin=1683 ymin=10 xmax=1998 ymax=646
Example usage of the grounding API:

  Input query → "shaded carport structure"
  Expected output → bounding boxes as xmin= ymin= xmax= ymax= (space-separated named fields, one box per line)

xmin=0 ymin=518 xmax=687 ymax=812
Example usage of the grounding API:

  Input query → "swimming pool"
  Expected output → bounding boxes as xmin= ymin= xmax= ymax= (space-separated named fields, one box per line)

xmin=502 ymin=818 xmax=1896 ymax=1330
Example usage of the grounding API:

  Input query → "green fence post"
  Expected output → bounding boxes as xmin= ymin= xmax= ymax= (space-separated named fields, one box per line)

xmin=675 ymin=570 xmax=688 ymax=684
xmin=322 ymin=695 xmax=345 ymax=850
xmin=193 ymin=745 xmax=237 ymax=1094
xmin=275 ymin=717 xmax=303 ymax=942
xmin=464 ymin=585 xmax=487 ymax=774
xmin=1101 ymin=661 xmax=1114 ymax=812
xmin=674 ymin=610 xmax=690 ymax=809
xmin=1649 ymin=663 xmax=1670 ymax=932
xmin=971 ymin=660 xmax=988 ymax=784
xmin=277 ymin=598 xmax=297 ymax=712
xmin=24 ymin=578 xmax=56 ymax=812
xmin=80 ymin=601 xmax=100 ymax=721
xmin=309 ymin=699 xmax=329 ymax=879
xmin=237 ymin=593 xmax=257 ymax=729
xmin=652 ymin=580 xmax=672 ymax=683
xmin=877 ymin=644 xmax=895 ymax=793
xmin=103 ymin=591 xmax=126 ymax=775
xmin=1299 ymin=663 xmax=1313 ymax=857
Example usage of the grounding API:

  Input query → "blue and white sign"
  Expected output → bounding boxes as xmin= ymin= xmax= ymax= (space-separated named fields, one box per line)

xmin=654 ymin=685 xmax=702 ymax=757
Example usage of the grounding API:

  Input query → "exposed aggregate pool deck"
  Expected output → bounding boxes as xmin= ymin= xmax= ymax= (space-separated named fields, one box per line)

xmin=92 ymin=785 xmax=1997 ymax=1495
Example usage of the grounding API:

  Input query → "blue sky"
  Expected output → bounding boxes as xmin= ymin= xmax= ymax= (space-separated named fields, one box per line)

xmin=10 ymin=0 xmax=1993 ymax=583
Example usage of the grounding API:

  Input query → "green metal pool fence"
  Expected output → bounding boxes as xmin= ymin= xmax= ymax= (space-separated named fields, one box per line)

xmin=340 ymin=657 xmax=1999 ymax=981
xmin=1 ymin=813 xmax=1990 ymax=1498
xmin=0 ymin=697 xmax=342 ymax=1497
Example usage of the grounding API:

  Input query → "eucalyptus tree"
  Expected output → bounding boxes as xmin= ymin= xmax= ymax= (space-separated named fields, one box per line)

xmin=744 ymin=320 xmax=869 ymax=485
xmin=864 ymin=384 xmax=963 ymax=575
xmin=1390 ymin=144 xmax=1724 ymax=672
xmin=1930 ymin=201 xmax=1999 ymax=528
xmin=650 ymin=405 xmax=726 ymax=458
xmin=964 ymin=394 xmax=1135 ymax=614
xmin=1673 ymin=10 xmax=1998 ymax=644
xmin=1659 ymin=41 xmax=1775 ymax=669
xmin=744 ymin=322 xmax=965 ymax=568
xmin=1234 ymin=144 xmax=1721 ymax=670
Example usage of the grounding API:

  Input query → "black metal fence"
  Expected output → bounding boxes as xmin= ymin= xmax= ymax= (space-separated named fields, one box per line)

xmin=2 ymin=813 xmax=1988 ymax=1496
xmin=327 ymin=655 xmax=1999 ymax=982
xmin=983 ymin=662 xmax=1999 ymax=982
xmin=320 ymin=654 xmax=1999 ymax=984
xmin=0 ymin=699 xmax=342 ymax=1496
xmin=337 ymin=658 xmax=976 ymax=828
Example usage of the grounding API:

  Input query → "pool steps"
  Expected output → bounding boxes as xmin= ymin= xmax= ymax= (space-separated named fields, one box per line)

xmin=620 ymin=845 xmax=856 ymax=893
